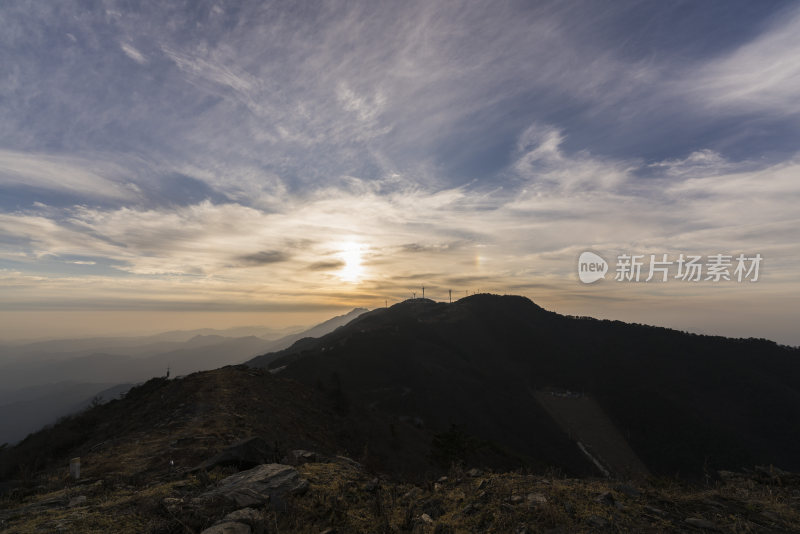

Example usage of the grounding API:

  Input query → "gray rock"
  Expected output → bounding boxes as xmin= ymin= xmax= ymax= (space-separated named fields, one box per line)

xmin=420 ymin=513 xmax=434 ymax=524
xmin=334 ymin=455 xmax=363 ymax=469
xmin=467 ymin=468 xmax=482 ymax=477
xmin=684 ymin=517 xmax=718 ymax=530
xmin=202 ymin=464 xmax=309 ymax=508
xmin=68 ymin=496 xmax=87 ymax=507
xmin=645 ymin=505 xmax=666 ymax=516
xmin=223 ymin=507 xmax=263 ymax=524
xmin=285 ymin=449 xmax=322 ymax=466
xmin=201 ymin=522 xmax=252 ymax=534
xmin=527 ymin=492 xmax=547 ymax=505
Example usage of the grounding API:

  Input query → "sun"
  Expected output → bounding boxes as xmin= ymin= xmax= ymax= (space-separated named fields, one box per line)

xmin=338 ymin=241 xmax=365 ymax=283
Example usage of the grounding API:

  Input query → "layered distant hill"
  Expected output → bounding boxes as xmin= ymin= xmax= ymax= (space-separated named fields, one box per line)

xmin=0 ymin=308 xmax=367 ymax=445
xmin=248 ymin=295 xmax=800 ymax=478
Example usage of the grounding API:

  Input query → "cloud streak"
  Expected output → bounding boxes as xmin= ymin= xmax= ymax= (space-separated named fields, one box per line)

xmin=687 ymin=8 xmax=800 ymax=116
xmin=0 ymin=150 xmax=137 ymax=200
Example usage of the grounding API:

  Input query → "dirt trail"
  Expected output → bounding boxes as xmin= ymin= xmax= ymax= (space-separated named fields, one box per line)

xmin=534 ymin=389 xmax=649 ymax=480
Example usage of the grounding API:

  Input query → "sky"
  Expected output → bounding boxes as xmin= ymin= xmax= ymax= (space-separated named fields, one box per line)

xmin=0 ymin=0 xmax=798 ymax=344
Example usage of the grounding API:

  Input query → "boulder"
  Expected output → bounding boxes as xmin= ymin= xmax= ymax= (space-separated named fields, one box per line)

xmin=333 ymin=455 xmax=363 ymax=469
xmin=284 ymin=450 xmax=323 ymax=465
xmin=526 ymin=492 xmax=547 ymax=505
xmin=68 ymin=496 xmax=87 ymax=507
xmin=201 ymin=464 xmax=309 ymax=508
xmin=223 ymin=507 xmax=264 ymax=524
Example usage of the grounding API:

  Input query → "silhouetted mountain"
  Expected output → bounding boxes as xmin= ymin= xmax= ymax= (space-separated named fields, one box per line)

xmin=3 ymin=296 xmax=798 ymax=486
xmin=249 ymin=295 xmax=800 ymax=478
xmin=0 ymin=366 xmax=433 ymax=482
xmin=257 ymin=308 xmax=369 ymax=361
xmin=3 ymin=366 xmax=799 ymax=533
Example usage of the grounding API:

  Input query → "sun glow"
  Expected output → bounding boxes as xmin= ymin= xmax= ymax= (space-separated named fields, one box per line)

xmin=338 ymin=241 xmax=365 ymax=282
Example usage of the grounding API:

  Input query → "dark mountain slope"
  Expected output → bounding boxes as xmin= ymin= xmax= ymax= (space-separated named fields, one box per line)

xmin=0 ymin=365 xmax=435 ymax=482
xmin=255 ymin=307 xmax=369 ymax=364
xmin=248 ymin=294 xmax=800 ymax=478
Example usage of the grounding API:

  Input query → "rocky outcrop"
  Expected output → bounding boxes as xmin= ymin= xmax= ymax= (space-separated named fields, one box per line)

xmin=201 ymin=464 xmax=309 ymax=507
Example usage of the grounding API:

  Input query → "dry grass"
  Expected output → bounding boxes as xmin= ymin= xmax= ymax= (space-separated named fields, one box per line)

xmin=3 ymin=460 xmax=799 ymax=533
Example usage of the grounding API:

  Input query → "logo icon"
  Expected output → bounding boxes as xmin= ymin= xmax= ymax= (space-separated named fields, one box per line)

xmin=578 ymin=251 xmax=608 ymax=284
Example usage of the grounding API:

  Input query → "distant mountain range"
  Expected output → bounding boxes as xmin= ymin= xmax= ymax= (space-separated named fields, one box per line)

xmin=0 ymin=308 xmax=367 ymax=445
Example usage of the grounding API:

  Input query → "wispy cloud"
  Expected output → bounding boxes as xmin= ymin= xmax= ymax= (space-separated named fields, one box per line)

xmin=120 ymin=43 xmax=147 ymax=65
xmin=686 ymin=8 xmax=800 ymax=116
xmin=0 ymin=150 xmax=137 ymax=200
xmin=236 ymin=250 xmax=290 ymax=266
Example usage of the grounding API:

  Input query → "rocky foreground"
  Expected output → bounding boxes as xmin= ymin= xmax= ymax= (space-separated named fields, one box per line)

xmin=1 ymin=450 xmax=799 ymax=533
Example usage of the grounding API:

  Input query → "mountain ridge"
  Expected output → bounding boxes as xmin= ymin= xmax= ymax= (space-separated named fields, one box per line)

xmin=248 ymin=294 xmax=800 ymax=478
